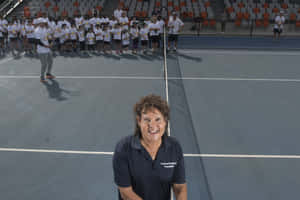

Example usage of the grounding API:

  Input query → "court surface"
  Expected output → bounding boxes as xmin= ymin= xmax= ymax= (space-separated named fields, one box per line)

xmin=1 ymin=38 xmax=300 ymax=200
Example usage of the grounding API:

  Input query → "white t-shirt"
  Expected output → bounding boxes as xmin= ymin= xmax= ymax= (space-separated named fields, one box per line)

xmin=130 ymin=27 xmax=139 ymax=39
xmin=58 ymin=20 xmax=71 ymax=28
xmin=274 ymin=16 xmax=285 ymax=29
xmin=148 ymin=22 xmax=160 ymax=36
xmin=89 ymin=17 xmax=97 ymax=26
xmin=86 ymin=32 xmax=95 ymax=44
xmin=122 ymin=32 xmax=130 ymax=45
xmin=94 ymin=28 xmax=103 ymax=40
xmin=84 ymin=19 xmax=91 ymax=30
xmin=0 ymin=19 xmax=8 ymax=33
xmin=75 ymin=17 xmax=84 ymax=28
xmin=112 ymin=28 xmax=122 ymax=40
xmin=114 ymin=9 xmax=123 ymax=19
xmin=69 ymin=27 xmax=78 ymax=40
xmin=158 ymin=20 xmax=165 ymax=34
xmin=168 ymin=18 xmax=184 ymax=34
xmin=77 ymin=29 xmax=85 ymax=42
xmin=25 ymin=24 xmax=35 ymax=38
xmin=20 ymin=24 xmax=26 ymax=36
xmin=109 ymin=20 xmax=118 ymax=28
xmin=8 ymin=24 xmax=19 ymax=38
xmin=119 ymin=17 xmax=129 ymax=30
xmin=53 ymin=25 xmax=61 ymax=39
xmin=60 ymin=28 xmax=70 ymax=43
xmin=139 ymin=27 xmax=149 ymax=41
xmin=103 ymin=29 xmax=112 ymax=42
xmin=35 ymin=27 xmax=50 ymax=54
xmin=46 ymin=27 xmax=53 ymax=40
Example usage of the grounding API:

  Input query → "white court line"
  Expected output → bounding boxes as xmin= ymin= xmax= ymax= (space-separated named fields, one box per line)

xmin=0 ymin=75 xmax=162 ymax=80
xmin=1 ymin=148 xmax=300 ymax=159
xmin=1 ymin=75 xmax=300 ymax=83
xmin=179 ymin=49 xmax=300 ymax=56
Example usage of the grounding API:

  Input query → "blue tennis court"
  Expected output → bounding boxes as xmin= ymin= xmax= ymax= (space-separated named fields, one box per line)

xmin=1 ymin=36 xmax=300 ymax=200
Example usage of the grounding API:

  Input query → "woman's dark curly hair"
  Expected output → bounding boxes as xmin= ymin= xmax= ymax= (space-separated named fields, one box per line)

xmin=134 ymin=94 xmax=170 ymax=139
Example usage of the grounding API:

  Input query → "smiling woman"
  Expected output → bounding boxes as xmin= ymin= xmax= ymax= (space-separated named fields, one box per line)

xmin=112 ymin=94 xmax=187 ymax=200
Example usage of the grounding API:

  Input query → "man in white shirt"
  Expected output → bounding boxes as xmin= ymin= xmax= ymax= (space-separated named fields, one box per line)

xmin=35 ymin=20 xmax=54 ymax=82
xmin=273 ymin=11 xmax=285 ymax=40
xmin=118 ymin=12 xmax=129 ymax=30
xmin=114 ymin=5 xmax=123 ymax=20
xmin=167 ymin=12 xmax=184 ymax=51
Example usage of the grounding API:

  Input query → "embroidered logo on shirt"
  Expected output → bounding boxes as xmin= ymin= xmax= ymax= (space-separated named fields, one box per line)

xmin=160 ymin=162 xmax=177 ymax=168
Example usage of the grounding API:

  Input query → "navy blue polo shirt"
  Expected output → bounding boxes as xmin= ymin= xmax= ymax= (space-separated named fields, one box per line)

xmin=113 ymin=135 xmax=186 ymax=200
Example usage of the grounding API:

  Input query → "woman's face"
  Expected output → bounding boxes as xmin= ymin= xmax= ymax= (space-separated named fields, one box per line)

xmin=138 ymin=108 xmax=167 ymax=144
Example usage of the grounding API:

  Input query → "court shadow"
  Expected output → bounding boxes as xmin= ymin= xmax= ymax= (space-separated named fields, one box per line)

xmin=138 ymin=53 xmax=154 ymax=61
xmin=120 ymin=53 xmax=138 ymax=60
xmin=177 ymin=52 xmax=202 ymax=62
xmin=42 ymin=79 xmax=71 ymax=101
xmin=102 ymin=53 xmax=121 ymax=60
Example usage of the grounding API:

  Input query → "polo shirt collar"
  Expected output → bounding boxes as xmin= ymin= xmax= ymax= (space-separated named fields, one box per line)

xmin=131 ymin=133 xmax=171 ymax=151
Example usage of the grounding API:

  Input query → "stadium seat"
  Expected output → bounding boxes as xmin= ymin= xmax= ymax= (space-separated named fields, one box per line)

xmin=255 ymin=19 xmax=262 ymax=27
xmin=202 ymin=19 xmax=209 ymax=26
xmin=290 ymin=13 xmax=296 ymax=21
xmin=209 ymin=19 xmax=216 ymax=27
xmin=235 ymin=19 xmax=241 ymax=26
xmin=263 ymin=20 xmax=269 ymax=27
xmin=263 ymin=12 xmax=270 ymax=20
xmin=236 ymin=12 xmax=243 ymax=20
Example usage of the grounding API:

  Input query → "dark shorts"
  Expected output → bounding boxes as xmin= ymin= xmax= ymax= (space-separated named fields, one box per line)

xmin=168 ymin=34 xmax=178 ymax=42
xmin=0 ymin=37 xmax=4 ymax=42
xmin=151 ymin=35 xmax=160 ymax=43
xmin=104 ymin=41 xmax=111 ymax=45
xmin=132 ymin=38 xmax=139 ymax=49
xmin=122 ymin=44 xmax=129 ymax=48
xmin=114 ymin=39 xmax=121 ymax=45
xmin=28 ymin=38 xmax=36 ymax=44
xmin=96 ymin=40 xmax=103 ymax=45
xmin=273 ymin=28 xmax=282 ymax=34
xmin=10 ymin=37 xmax=18 ymax=42
xmin=141 ymin=40 xmax=148 ymax=46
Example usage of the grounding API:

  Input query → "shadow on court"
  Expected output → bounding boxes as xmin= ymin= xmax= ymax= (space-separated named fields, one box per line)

xmin=42 ymin=79 xmax=80 ymax=101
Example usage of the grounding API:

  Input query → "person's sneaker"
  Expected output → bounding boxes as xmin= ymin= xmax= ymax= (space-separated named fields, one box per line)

xmin=46 ymin=73 xmax=55 ymax=79
xmin=173 ymin=47 xmax=177 ymax=51
xmin=40 ymin=77 xmax=46 ymax=83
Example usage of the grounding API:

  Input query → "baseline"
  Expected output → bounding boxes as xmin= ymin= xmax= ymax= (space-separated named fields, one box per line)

xmin=1 ymin=148 xmax=300 ymax=159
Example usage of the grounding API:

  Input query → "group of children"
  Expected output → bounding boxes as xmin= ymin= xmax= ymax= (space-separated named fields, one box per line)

xmin=0 ymin=12 xmax=171 ymax=56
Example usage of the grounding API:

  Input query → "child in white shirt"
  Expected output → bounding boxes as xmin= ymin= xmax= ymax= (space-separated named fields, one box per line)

xmin=122 ymin=29 xmax=130 ymax=52
xmin=130 ymin=22 xmax=139 ymax=54
xmin=139 ymin=23 xmax=149 ymax=53
xmin=77 ymin=25 xmax=86 ymax=51
xmin=69 ymin=23 xmax=78 ymax=51
xmin=102 ymin=25 xmax=112 ymax=54
xmin=112 ymin=23 xmax=122 ymax=54
xmin=86 ymin=27 xmax=95 ymax=51
xmin=94 ymin=24 xmax=103 ymax=52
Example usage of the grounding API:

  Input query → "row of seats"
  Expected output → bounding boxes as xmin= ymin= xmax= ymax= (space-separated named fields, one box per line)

xmin=24 ymin=0 xmax=106 ymax=17
xmin=119 ymin=0 xmax=215 ymax=19
xmin=225 ymin=0 xmax=300 ymax=27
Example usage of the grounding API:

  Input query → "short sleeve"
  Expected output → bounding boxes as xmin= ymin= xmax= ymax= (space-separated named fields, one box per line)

xmin=172 ymin=142 xmax=186 ymax=184
xmin=113 ymin=142 xmax=132 ymax=187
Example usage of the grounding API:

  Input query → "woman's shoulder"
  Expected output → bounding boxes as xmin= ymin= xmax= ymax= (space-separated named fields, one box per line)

xmin=114 ymin=135 xmax=135 ymax=153
xmin=164 ymin=136 xmax=183 ymax=152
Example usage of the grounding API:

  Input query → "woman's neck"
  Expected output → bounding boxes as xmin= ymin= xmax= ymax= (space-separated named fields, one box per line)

xmin=141 ymin=139 xmax=162 ymax=151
